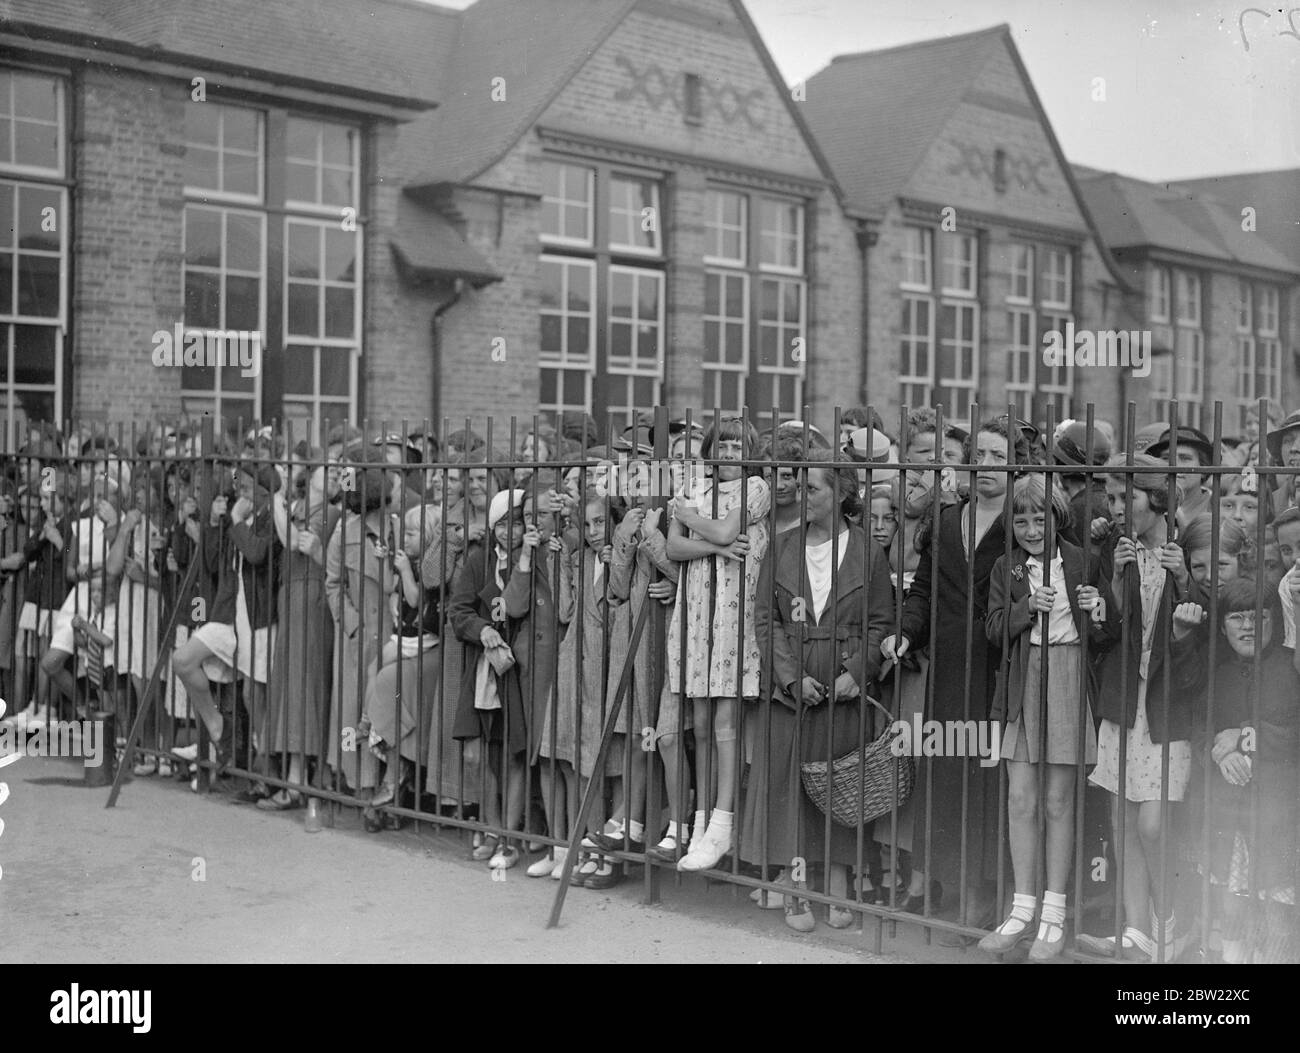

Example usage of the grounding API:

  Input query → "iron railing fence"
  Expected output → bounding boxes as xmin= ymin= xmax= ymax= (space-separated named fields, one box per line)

xmin=1 ymin=399 xmax=1294 ymax=962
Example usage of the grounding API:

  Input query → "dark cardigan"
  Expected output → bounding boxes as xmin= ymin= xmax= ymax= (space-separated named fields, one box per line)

xmin=1091 ymin=531 xmax=1207 ymax=744
xmin=984 ymin=540 xmax=1120 ymax=725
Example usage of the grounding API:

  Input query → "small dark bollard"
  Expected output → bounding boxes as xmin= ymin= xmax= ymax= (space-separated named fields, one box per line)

xmin=84 ymin=709 xmax=115 ymax=787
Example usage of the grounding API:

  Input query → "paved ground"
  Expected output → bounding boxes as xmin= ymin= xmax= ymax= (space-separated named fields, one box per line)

xmin=2 ymin=755 xmax=958 ymax=964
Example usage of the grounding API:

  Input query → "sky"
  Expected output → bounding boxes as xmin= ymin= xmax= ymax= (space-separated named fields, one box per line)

xmin=426 ymin=0 xmax=1299 ymax=182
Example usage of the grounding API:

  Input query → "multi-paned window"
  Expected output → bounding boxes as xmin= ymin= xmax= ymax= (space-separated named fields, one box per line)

xmin=1147 ymin=264 xmax=1170 ymax=323
xmin=701 ymin=187 xmax=807 ymax=425
xmin=1173 ymin=269 xmax=1203 ymax=428
xmin=1004 ymin=241 xmax=1073 ymax=423
xmin=899 ymin=225 xmax=982 ymax=422
xmin=0 ymin=67 xmax=66 ymax=435
xmin=538 ymin=159 xmax=665 ymax=429
xmin=1236 ymin=280 xmax=1283 ymax=431
xmin=183 ymin=103 xmax=362 ymax=438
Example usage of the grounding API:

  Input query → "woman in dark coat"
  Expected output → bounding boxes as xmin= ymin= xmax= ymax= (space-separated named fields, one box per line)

xmin=1196 ymin=578 xmax=1298 ymax=963
xmin=746 ymin=462 xmax=893 ymax=932
xmin=883 ymin=416 xmax=1036 ymax=937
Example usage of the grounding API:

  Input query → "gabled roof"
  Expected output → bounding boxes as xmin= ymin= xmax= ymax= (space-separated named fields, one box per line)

xmin=0 ymin=0 xmax=459 ymax=108
xmin=405 ymin=0 xmax=639 ymax=190
xmin=1074 ymin=167 xmax=1299 ymax=276
xmin=1172 ymin=169 xmax=1300 ymax=269
xmin=405 ymin=0 xmax=843 ymax=195
xmin=802 ymin=26 xmax=1006 ymax=218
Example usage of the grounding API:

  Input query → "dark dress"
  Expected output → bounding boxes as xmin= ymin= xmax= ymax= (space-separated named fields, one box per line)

xmin=744 ymin=524 xmax=893 ymax=875
xmin=266 ymin=500 xmax=338 ymax=756
xmin=447 ymin=543 xmax=528 ymax=757
xmin=897 ymin=501 xmax=1007 ymax=887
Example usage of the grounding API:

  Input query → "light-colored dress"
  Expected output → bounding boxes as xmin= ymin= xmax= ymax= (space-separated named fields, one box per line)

xmin=665 ymin=476 xmax=770 ymax=699
xmin=1090 ymin=544 xmax=1191 ymax=802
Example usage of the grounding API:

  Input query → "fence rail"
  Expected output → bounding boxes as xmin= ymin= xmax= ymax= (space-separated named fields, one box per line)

xmin=1 ymin=399 xmax=1295 ymax=962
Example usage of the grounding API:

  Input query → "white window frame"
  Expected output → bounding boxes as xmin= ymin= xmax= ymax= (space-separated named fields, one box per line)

xmin=1148 ymin=264 xmax=1170 ymax=323
xmin=1258 ymin=286 xmax=1279 ymax=336
xmin=1039 ymin=309 xmax=1074 ymax=422
xmin=282 ymin=348 xmax=359 ymax=445
xmin=1006 ymin=305 xmax=1035 ymax=420
xmin=283 ymin=217 xmax=362 ymax=345
xmin=901 ymin=225 xmax=932 ymax=292
xmin=607 ymin=174 xmax=661 ymax=256
xmin=183 ymin=101 xmax=264 ymax=206
xmin=704 ymin=188 xmax=747 ymax=267
xmin=937 ymin=299 xmax=979 ymax=424
xmin=1174 ymin=270 xmax=1201 ymax=325
xmin=539 ymin=254 xmax=597 ymax=417
xmin=1236 ymin=334 xmax=1257 ymax=433
xmin=702 ymin=269 xmax=749 ymax=415
xmin=540 ymin=161 xmax=595 ymax=248
xmin=180 ymin=203 xmax=267 ymax=423
xmin=1008 ymin=243 xmax=1033 ymax=304
xmin=1042 ymin=247 xmax=1072 ymax=309
xmin=758 ymin=196 xmax=804 ymax=275
xmin=605 ymin=265 xmax=664 ymax=422
xmin=900 ymin=294 xmax=934 ymax=411
xmin=283 ymin=116 xmax=360 ymax=216
xmin=1236 ymin=278 xmax=1253 ymax=334
xmin=940 ymin=232 xmax=977 ymax=297
xmin=1175 ymin=327 xmax=1203 ymax=429
xmin=0 ymin=69 xmax=65 ymax=179
xmin=757 ymin=275 xmax=806 ymax=414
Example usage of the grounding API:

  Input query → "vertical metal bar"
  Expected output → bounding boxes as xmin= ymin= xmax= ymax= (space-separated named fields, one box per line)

xmin=1112 ymin=400 xmax=1137 ymax=954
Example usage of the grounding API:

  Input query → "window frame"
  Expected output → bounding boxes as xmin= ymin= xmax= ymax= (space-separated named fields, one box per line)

xmin=703 ymin=188 xmax=747 ymax=268
xmin=607 ymin=173 xmax=662 ymax=256
xmin=901 ymin=225 xmax=933 ymax=293
xmin=1148 ymin=264 xmax=1170 ymax=323
xmin=1041 ymin=246 xmax=1072 ymax=309
xmin=184 ymin=101 xmax=265 ymax=206
xmin=539 ymin=160 xmax=596 ymax=249
xmin=0 ymin=68 xmax=66 ymax=179
xmin=702 ymin=268 xmax=750 ymax=415
xmin=282 ymin=115 xmax=361 ymax=216
xmin=700 ymin=184 xmax=807 ymax=424
xmin=180 ymin=202 xmax=268 ymax=424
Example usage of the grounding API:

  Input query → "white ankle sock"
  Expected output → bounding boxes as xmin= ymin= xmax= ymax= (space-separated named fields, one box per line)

xmin=708 ymin=808 xmax=734 ymax=831
xmin=997 ymin=892 xmax=1037 ymax=935
xmin=692 ymin=809 xmax=706 ymax=842
xmin=627 ymin=819 xmax=645 ymax=842
xmin=1038 ymin=890 xmax=1066 ymax=939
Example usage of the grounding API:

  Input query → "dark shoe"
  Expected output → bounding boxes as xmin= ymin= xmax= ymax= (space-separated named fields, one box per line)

xmin=937 ymin=901 xmax=998 ymax=948
xmin=898 ymin=880 xmax=943 ymax=914
xmin=583 ymin=863 xmax=625 ymax=890
xmin=382 ymin=812 xmax=406 ymax=831
xmin=363 ymin=809 xmax=384 ymax=833
xmin=234 ymin=783 xmax=271 ymax=804
xmin=256 ymin=789 xmax=302 ymax=812
xmin=587 ymin=832 xmax=646 ymax=855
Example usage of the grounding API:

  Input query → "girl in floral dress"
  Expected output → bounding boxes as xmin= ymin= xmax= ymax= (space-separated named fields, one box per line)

xmin=652 ymin=418 xmax=769 ymax=871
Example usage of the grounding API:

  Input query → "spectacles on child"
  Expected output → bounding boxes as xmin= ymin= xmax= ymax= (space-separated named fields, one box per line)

xmin=1224 ymin=611 xmax=1272 ymax=629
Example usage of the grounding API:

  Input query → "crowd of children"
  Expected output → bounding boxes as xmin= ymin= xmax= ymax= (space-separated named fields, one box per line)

xmin=1 ymin=406 xmax=1296 ymax=963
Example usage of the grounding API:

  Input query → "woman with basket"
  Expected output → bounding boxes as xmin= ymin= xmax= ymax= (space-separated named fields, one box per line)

xmin=746 ymin=461 xmax=894 ymax=932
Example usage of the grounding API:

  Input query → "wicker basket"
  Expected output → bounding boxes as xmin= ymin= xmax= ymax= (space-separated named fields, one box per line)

xmin=800 ymin=696 xmax=914 ymax=828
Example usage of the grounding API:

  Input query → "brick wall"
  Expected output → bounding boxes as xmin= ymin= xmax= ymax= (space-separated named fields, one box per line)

xmin=73 ymin=67 xmax=187 ymax=421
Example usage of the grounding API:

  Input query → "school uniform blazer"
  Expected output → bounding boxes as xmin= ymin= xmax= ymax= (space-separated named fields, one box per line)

xmin=756 ymin=523 xmax=893 ymax=709
xmin=984 ymin=541 xmax=1120 ymax=726
xmin=1091 ymin=531 xmax=1207 ymax=744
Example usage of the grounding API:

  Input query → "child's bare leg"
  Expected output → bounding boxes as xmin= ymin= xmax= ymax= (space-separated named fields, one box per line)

xmin=38 ymin=647 xmax=77 ymax=709
xmin=1044 ymin=765 xmax=1076 ymax=893
xmin=691 ymin=703 xmax=713 ymax=816
xmin=538 ymin=758 xmax=567 ymax=841
xmin=503 ymin=751 xmax=527 ymax=835
xmin=658 ymin=731 xmax=686 ymax=827
xmin=712 ymin=697 xmax=738 ymax=813
xmin=1006 ymin=759 xmax=1039 ymax=895
xmin=1115 ymin=796 xmax=1149 ymax=936
xmin=171 ymin=636 xmax=223 ymax=742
